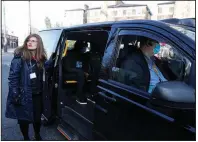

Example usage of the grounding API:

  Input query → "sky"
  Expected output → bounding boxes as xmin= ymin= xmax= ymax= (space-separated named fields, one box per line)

xmin=2 ymin=1 xmax=169 ymax=45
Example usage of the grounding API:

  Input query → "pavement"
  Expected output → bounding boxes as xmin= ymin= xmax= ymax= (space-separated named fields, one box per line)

xmin=2 ymin=48 xmax=15 ymax=54
xmin=1 ymin=53 xmax=66 ymax=140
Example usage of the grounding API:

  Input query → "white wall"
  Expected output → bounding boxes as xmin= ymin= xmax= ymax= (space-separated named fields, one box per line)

xmin=158 ymin=4 xmax=175 ymax=15
xmin=63 ymin=10 xmax=84 ymax=26
xmin=87 ymin=6 xmax=148 ymax=22
xmin=87 ymin=9 xmax=101 ymax=23
xmin=173 ymin=1 xmax=195 ymax=18
xmin=108 ymin=6 xmax=146 ymax=17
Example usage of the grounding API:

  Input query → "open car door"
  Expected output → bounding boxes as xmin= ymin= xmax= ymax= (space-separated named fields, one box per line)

xmin=38 ymin=29 xmax=63 ymax=124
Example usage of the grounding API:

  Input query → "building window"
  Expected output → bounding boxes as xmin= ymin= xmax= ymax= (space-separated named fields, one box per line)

xmin=137 ymin=8 xmax=142 ymax=15
xmin=158 ymin=15 xmax=165 ymax=20
xmin=95 ymin=11 xmax=98 ymax=16
xmin=87 ymin=12 xmax=90 ymax=17
xmin=111 ymin=11 xmax=114 ymax=16
xmin=113 ymin=10 xmax=117 ymax=16
xmin=169 ymin=7 xmax=174 ymax=13
xmin=132 ymin=9 xmax=136 ymax=15
xmin=142 ymin=8 xmax=146 ymax=14
xmin=158 ymin=7 xmax=162 ymax=14
xmin=90 ymin=11 xmax=94 ymax=17
xmin=123 ymin=10 xmax=126 ymax=15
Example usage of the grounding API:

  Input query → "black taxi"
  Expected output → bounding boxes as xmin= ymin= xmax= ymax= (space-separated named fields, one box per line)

xmin=39 ymin=18 xmax=195 ymax=140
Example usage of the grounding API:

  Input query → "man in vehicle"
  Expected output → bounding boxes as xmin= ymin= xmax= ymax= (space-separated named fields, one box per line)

xmin=121 ymin=37 xmax=167 ymax=93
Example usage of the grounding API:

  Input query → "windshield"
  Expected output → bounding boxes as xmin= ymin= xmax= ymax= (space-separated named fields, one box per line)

xmin=38 ymin=29 xmax=62 ymax=59
xmin=168 ymin=24 xmax=195 ymax=41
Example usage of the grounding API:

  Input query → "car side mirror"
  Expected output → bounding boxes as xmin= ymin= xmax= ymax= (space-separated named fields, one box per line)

xmin=150 ymin=81 xmax=195 ymax=110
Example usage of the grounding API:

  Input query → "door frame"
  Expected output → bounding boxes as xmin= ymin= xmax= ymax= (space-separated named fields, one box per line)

xmin=95 ymin=24 xmax=195 ymax=137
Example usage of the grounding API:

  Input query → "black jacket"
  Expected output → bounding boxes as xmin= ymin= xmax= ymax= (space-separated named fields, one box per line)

xmin=28 ymin=59 xmax=43 ymax=94
xmin=5 ymin=53 xmax=50 ymax=121
xmin=120 ymin=49 xmax=150 ymax=92
xmin=6 ymin=54 xmax=35 ymax=121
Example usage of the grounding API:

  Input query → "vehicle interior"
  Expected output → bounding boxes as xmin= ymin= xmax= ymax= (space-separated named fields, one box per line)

xmin=56 ymin=30 xmax=109 ymax=139
xmin=61 ymin=30 xmax=108 ymax=95
xmin=114 ymin=35 xmax=191 ymax=85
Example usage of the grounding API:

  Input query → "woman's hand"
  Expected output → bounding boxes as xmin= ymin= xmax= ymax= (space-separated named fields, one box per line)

xmin=11 ymin=94 xmax=22 ymax=106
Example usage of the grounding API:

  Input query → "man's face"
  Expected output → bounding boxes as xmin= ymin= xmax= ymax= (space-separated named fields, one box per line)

xmin=144 ymin=41 xmax=157 ymax=57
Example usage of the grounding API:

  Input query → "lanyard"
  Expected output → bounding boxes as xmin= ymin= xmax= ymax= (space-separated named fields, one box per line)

xmin=152 ymin=63 xmax=162 ymax=82
xmin=29 ymin=61 xmax=36 ymax=73
xmin=144 ymin=55 xmax=162 ymax=82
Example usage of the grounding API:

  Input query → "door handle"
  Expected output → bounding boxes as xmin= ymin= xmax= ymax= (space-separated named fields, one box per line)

xmin=98 ymin=91 xmax=116 ymax=102
xmin=95 ymin=104 xmax=108 ymax=114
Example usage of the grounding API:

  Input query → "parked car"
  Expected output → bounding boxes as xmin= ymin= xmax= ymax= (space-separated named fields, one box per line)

xmin=39 ymin=18 xmax=195 ymax=140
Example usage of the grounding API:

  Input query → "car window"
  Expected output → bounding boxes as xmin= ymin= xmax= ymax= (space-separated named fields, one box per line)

xmin=66 ymin=40 xmax=91 ymax=52
xmin=168 ymin=24 xmax=195 ymax=41
xmin=67 ymin=40 xmax=76 ymax=50
xmin=111 ymin=35 xmax=144 ymax=90
xmin=39 ymin=29 xmax=62 ymax=59
xmin=157 ymin=42 xmax=191 ymax=81
xmin=111 ymin=35 xmax=193 ymax=93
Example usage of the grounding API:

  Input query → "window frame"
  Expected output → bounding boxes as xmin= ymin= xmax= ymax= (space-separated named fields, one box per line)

xmin=123 ymin=10 xmax=126 ymax=15
xmin=169 ymin=7 xmax=174 ymax=13
xmin=158 ymin=7 xmax=162 ymax=14
xmin=105 ymin=27 xmax=194 ymax=94
xmin=132 ymin=9 xmax=136 ymax=15
xmin=38 ymin=29 xmax=63 ymax=59
xmin=113 ymin=10 xmax=118 ymax=16
xmin=142 ymin=8 xmax=146 ymax=14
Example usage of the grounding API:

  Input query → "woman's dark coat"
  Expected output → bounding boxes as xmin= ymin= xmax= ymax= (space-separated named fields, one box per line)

xmin=5 ymin=53 xmax=52 ymax=121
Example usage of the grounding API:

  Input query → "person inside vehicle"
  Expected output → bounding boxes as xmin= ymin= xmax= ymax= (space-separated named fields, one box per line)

xmin=62 ymin=40 xmax=88 ymax=104
xmin=121 ymin=37 xmax=167 ymax=93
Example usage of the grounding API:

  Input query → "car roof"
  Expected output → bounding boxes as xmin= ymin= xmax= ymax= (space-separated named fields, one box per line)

xmin=40 ymin=20 xmax=165 ymax=31
xmin=40 ymin=18 xmax=194 ymax=32
xmin=39 ymin=18 xmax=194 ymax=51
xmin=160 ymin=18 xmax=195 ymax=28
xmin=40 ymin=21 xmax=114 ymax=31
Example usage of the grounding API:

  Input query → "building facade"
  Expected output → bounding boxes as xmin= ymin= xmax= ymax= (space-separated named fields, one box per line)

xmin=87 ymin=4 xmax=152 ymax=23
xmin=157 ymin=2 xmax=175 ymax=20
xmin=1 ymin=33 xmax=18 ymax=49
xmin=64 ymin=1 xmax=195 ymax=25
xmin=157 ymin=1 xmax=195 ymax=20
xmin=63 ymin=1 xmax=152 ymax=26
xmin=64 ymin=9 xmax=84 ymax=26
xmin=173 ymin=1 xmax=195 ymax=19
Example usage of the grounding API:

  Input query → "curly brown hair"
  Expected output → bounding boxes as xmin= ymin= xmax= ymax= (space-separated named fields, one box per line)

xmin=14 ymin=34 xmax=47 ymax=68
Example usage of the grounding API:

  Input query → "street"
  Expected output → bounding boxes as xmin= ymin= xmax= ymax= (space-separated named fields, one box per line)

xmin=1 ymin=52 xmax=66 ymax=140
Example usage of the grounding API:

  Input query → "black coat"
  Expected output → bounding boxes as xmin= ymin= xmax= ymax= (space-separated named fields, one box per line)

xmin=5 ymin=54 xmax=52 ymax=121
xmin=120 ymin=50 xmax=150 ymax=92
xmin=5 ymin=54 xmax=34 ymax=121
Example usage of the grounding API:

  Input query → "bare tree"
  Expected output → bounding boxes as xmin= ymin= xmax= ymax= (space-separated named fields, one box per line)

xmin=45 ymin=16 xmax=52 ymax=29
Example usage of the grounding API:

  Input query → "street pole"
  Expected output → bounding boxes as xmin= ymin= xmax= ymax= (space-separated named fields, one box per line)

xmin=83 ymin=4 xmax=89 ymax=24
xmin=29 ymin=0 xmax=31 ymax=34
xmin=3 ymin=1 xmax=7 ymax=52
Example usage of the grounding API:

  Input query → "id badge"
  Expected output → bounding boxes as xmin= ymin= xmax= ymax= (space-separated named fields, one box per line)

xmin=30 ymin=72 xmax=36 ymax=79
